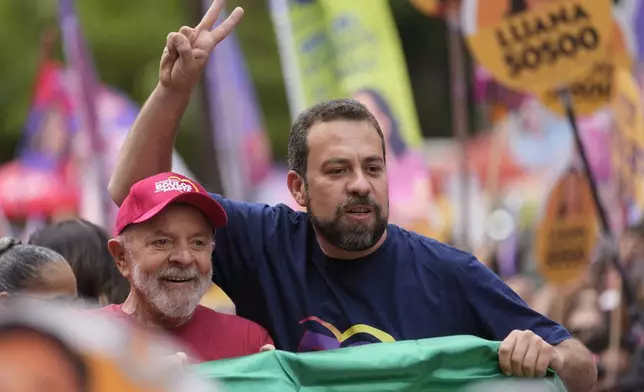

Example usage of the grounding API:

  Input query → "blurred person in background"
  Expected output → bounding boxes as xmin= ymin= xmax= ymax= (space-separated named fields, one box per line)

xmin=106 ymin=2 xmax=596 ymax=390
xmin=585 ymin=333 xmax=635 ymax=390
xmin=0 ymin=323 xmax=87 ymax=392
xmin=565 ymin=289 xmax=604 ymax=344
xmin=505 ymin=275 xmax=537 ymax=305
xmin=619 ymin=220 xmax=644 ymax=305
xmin=97 ymin=172 xmax=273 ymax=362
xmin=29 ymin=219 xmax=129 ymax=306
xmin=0 ymin=237 xmax=77 ymax=301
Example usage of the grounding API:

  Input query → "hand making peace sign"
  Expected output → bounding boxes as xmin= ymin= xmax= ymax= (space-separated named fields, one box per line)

xmin=159 ymin=0 xmax=244 ymax=93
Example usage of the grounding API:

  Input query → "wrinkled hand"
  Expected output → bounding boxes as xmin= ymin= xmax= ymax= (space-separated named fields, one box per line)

xmin=498 ymin=330 xmax=562 ymax=378
xmin=159 ymin=0 xmax=244 ymax=92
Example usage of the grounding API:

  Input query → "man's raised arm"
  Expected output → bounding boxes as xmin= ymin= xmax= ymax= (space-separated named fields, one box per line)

xmin=108 ymin=0 xmax=244 ymax=206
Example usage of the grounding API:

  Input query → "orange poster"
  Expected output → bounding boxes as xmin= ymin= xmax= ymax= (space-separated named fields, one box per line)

xmin=535 ymin=168 xmax=598 ymax=285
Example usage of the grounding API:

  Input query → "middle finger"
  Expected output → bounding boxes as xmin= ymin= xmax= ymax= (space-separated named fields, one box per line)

xmin=196 ymin=0 xmax=224 ymax=33
xmin=510 ymin=337 xmax=530 ymax=376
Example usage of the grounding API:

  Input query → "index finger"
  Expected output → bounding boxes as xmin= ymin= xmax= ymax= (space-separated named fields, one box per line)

xmin=196 ymin=0 xmax=224 ymax=33
xmin=498 ymin=331 xmax=518 ymax=376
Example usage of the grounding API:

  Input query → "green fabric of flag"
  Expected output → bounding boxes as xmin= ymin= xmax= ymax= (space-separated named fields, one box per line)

xmin=194 ymin=335 xmax=567 ymax=392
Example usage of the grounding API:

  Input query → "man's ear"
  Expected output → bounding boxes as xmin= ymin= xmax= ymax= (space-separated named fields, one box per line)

xmin=287 ymin=170 xmax=307 ymax=208
xmin=108 ymin=238 xmax=130 ymax=279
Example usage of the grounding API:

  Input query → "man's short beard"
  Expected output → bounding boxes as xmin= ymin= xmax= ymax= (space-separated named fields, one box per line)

xmin=305 ymin=187 xmax=388 ymax=252
xmin=131 ymin=261 xmax=212 ymax=320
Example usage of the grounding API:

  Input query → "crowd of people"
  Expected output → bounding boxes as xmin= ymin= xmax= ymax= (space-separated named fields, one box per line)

xmin=3 ymin=1 xmax=642 ymax=391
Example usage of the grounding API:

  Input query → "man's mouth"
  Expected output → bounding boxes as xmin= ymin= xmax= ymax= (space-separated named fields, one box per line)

xmin=344 ymin=205 xmax=374 ymax=219
xmin=345 ymin=205 xmax=373 ymax=213
xmin=160 ymin=277 xmax=196 ymax=283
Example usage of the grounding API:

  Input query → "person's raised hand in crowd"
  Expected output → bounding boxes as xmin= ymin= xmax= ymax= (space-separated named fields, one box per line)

xmin=160 ymin=0 xmax=244 ymax=93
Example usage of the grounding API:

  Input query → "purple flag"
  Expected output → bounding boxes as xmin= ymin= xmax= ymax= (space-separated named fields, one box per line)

xmin=203 ymin=2 xmax=272 ymax=200
xmin=634 ymin=1 xmax=644 ymax=60
xmin=17 ymin=61 xmax=77 ymax=171
xmin=58 ymin=0 xmax=112 ymax=228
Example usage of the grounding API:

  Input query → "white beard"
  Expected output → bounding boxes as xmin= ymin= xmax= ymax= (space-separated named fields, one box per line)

xmin=131 ymin=263 xmax=212 ymax=319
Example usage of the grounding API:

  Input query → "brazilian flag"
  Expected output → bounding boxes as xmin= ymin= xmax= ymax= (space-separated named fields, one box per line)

xmin=195 ymin=335 xmax=566 ymax=391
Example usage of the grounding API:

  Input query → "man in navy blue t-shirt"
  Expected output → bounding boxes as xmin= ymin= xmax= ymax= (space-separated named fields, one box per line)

xmin=108 ymin=2 xmax=596 ymax=391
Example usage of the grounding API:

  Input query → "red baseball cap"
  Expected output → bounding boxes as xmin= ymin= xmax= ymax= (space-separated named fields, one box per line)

xmin=115 ymin=172 xmax=227 ymax=234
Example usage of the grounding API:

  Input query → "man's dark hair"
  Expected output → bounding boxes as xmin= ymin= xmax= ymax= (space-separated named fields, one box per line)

xmin=287 ymin=98 xmax=386 ymax=179
xmin=29 ymin=219 xmax=129 ymax=304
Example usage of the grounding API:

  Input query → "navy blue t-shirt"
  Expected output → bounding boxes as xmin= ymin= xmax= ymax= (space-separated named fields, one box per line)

xmin=209 ymin=193 xmax=571 ymax=352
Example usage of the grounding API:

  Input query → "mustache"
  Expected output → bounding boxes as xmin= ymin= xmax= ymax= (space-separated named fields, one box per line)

xmin=156 ymin=267 xmax=201 ymax=280
xmin=338 ymin=196 xmax=380 ymax=211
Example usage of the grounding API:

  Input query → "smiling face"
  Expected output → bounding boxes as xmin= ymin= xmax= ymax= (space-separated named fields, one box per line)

xmin=294 ymin=119 xmax=389 ymax=253
xmin=110 ymin=204 xmax=214 ymax=320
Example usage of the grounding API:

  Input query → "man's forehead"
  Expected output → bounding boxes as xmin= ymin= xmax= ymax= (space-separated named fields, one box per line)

xmin=307 ymin=120 xmax=383 ymax=158
xmin=308 ymin=119 xmax=379 ymax=141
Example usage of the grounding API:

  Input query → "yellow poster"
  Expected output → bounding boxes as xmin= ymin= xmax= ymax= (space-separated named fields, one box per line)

xmin=535 ymin=168 xmax=598 ymax=285
xmin=539 ymin=15 xmax=634 ymax=116
xmin=611 ymin=68 xmax=644 ymax=211
xmin=461 ymin=0 xmax=613 ymax=94
xmin=318 ymin=0 xmax=423 ymax=148
xmin=200 ymin=284 xmax=236 ymax=315
xmin=268 ymin=0 xmax=342 ymax=119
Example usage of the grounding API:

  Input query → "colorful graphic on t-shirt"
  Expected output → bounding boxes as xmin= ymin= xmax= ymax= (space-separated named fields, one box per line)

xmin=297 ymin=316 xmax=395 ymax=352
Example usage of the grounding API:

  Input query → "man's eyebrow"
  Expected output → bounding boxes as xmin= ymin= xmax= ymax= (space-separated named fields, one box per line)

xmin=321 ymin=158 xmax=352 ymax=167
xmin=146 ymin=229 xmax=174 ymax=239
xmin=363 ymin=156 xmax=384 ymax=164
xmin=187 ymin=230 xmax=213 ymax=238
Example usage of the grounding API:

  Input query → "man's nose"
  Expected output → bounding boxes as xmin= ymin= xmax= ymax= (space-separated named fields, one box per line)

xmin=169 ymin=244 xmax=195 ymax=265
xmin=346 ymin=170 xmax=371 ymax=196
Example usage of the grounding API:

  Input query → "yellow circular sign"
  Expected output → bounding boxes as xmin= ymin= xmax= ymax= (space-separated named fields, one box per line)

xmin=538 ymin=16 xmax=634 ymax=116
xmin=535 ymin=168 xmax=598 ymax=285
xmin=461 ymin=0 xmax=614 ymax=94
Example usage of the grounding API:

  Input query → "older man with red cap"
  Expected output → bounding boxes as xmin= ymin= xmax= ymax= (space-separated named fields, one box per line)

xmin=96 ymin=172 xmax=273 ymax=362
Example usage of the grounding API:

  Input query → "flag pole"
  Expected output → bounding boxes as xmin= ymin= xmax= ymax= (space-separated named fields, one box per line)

xmin=447 ymin=4 xmax=471 ymax=251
